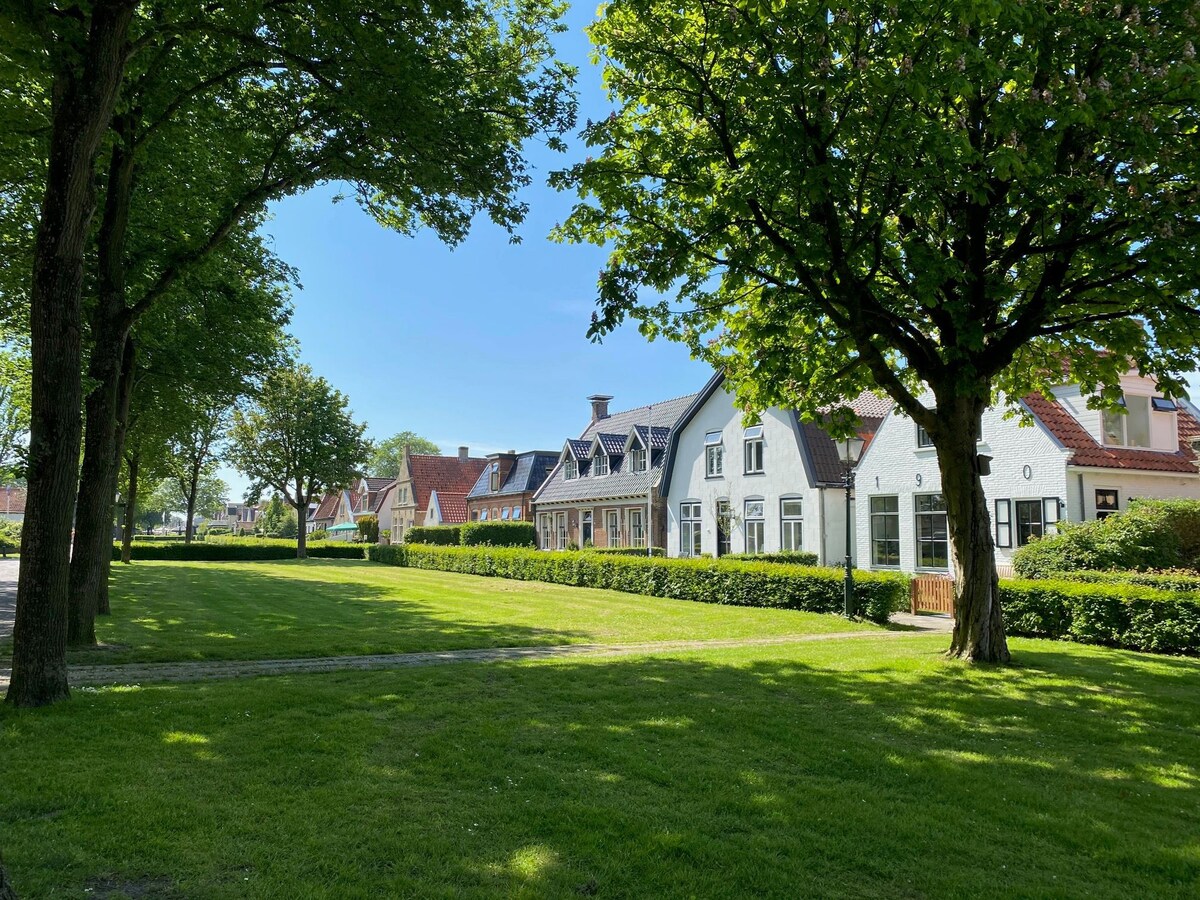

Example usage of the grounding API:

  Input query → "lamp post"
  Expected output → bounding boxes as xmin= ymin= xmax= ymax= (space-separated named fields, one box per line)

xmin=836 ymin=435 xmax=865 ymax=618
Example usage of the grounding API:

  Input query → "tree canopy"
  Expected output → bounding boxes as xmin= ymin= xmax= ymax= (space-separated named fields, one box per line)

xmin=557 ymin=0 xmax=1200 ymax=661
xmin=368 ymin=431 xmax=441 ymax=478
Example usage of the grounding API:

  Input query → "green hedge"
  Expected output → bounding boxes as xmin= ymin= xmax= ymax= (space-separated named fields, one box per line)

xmin=112 ymin=541 xmax=369 ymax=561
xmin=722 ymin=551 xmax=820 ymax=566
xmin=1001 ymin=579 xmax=1200 ymax=655
xmin=583 ymin=546 xmax=666 ymax=558
xmin=1036 ymin=570 xmax=1200 ymax=593
xmin=130 ymin=533 xmax=194 ymax=543
xmin=403 ymin=525 xmax=461 ymax=545
xmin=460 ymin=521 xmax=536 ymax=547
xmin=366 ymin=544 xmax=908 ymax=624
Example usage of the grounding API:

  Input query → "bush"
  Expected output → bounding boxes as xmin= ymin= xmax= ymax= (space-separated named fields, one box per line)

xmin=1001 ymin=578 xmax=1200 ymax=655
xmin=0 ymin=520 xmax=20 ymax=556
xmin=112 ymin=540 xmax=369 ymax=561
xmin=722 ymin=551 xmax=820 ymax=566
xmin=1035 ymin=570 xmax=1200 ymax=592
xmin=1012 ymin=499 xmax=1200 ymax=577
xmin=130 ymin=533 xmax=191 ymax=542
xmin=582 ymin=546 xmax=666 ymax=558
xmin=459 ymin=521 xmax=536 ymax=547
xmin=310 ymin=528 xmax=327 ymax=541
xmin=403 ymin=525 xmax=461 ymax=545
xmin=365 ymin=544 xmax=908 ymax=624
xmin=357 ymin=514 xmax=379 ymax=543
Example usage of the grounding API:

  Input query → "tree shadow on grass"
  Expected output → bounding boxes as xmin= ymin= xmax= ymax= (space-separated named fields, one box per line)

xmin=4 ymin=639 xmax=1199 ymax=897
xmin=72 ymin=559 xmax=592 ymax=665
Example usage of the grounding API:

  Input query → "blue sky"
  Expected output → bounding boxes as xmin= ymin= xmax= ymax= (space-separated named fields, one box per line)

xmin=219 ymin=3 xmax=1200 ymax=498
xmin=218 ymin=3 xmax=712 ymax=498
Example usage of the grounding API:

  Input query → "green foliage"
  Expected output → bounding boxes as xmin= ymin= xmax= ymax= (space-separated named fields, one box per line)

xmin=368 ymin=432 xmax=440 ymax=478
xmin=112 ymin=540 xmax=368 ymax=561
xmin=722 ymin=551 xmax=820 ymax=566
xmin=357 ymin=514 xmax=380 ymax=544
xmin=366 ymin=544 xmax=908 ymax=624
xmin=309 ymin=528 xmax=328 ymax=542
xmin=1034 ymin=570 xmax=1200 ymax=592
xmin=1012 ymin=500 xmax=1200 ymax=577
xmin=0 ymin=519 xmax=20 ymax=555
xmin=1002 ymin=579 xmax=1200 ymax=655
xmin=582 ymin=546 xmax=666 ymax=558
xmin=459 ymin=521 xmax=536 ymax=547
xmin=403 ymin=525 xmax=462 ymax=546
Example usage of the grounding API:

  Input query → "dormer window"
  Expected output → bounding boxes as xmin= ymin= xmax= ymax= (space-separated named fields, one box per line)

xmin=564 ymin=458 xmax=577 ymax=480
xmin=1152 ymin=397 xmax=1177 ymax=412
xmin=630 ymin=446 xmax=647 ymax=473
xmin=594 ymin=453 xmax=609 ymax=476
xmin=1102 ymin=395 xmax=1152 ymax=448
xmin=744 ymin=423 xmax=764 ymax=474
xmin=489 ymin=463 xmax=500 ymax=492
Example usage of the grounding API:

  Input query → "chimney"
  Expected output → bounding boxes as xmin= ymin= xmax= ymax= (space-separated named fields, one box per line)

xmin=458 ymin=446 xmax=469 ymax=460
xmin=588 ymin=394 xmax=614 ymax=423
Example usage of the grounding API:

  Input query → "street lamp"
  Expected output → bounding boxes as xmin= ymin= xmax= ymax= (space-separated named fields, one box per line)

xmin=836 ymin=435 xmax=865 ymax=617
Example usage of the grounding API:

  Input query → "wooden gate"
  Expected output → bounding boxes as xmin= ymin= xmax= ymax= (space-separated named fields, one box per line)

xmin=910 ymin=575 xmax=955 ymax=616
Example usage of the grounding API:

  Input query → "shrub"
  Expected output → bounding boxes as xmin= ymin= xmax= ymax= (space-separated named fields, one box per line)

xmin=1012 ymin=499 xmax=1200 ymax=577
xmin=580 ymin=546 xmax=665 ymax=558
xmin=459 ymin=521 xmax=536 ymax=547
xmin=0 ymin=520 xmax=20 ymax=556
xmin=1001 ymin=578 xmax=1200 ymax=655
xmin=112 ymin=540 xmax=369 ymax=561
xmin=722 ymin=551 xmax=820 ymax=566
xmin=357 ymin=514 xmax=379 ymax=543
xmin=310 ymin=528 xmax=327 ymax=541
xmin=403 ymin=525 xmax=461 ymax=545
xmin=365 ymin=544 xmax=908 ymax=624
xmin=1035 ymin=570 xmax=1200 ymax=592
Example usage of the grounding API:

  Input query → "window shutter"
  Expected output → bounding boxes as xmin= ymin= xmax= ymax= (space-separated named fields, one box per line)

xmin=994 ymin=499 xmax=1012 ymax=548
xmin=1042 ymin=497 xmax=1061 ymax=534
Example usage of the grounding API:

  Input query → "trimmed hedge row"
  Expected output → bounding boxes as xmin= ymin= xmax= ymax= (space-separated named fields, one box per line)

xmin=403 ymin=525 xmax=461 ymax=545
xmin=583 ymin=546 xmax=666 ymax=558
xmin=366 ymin=544 xmax=908 ymax=624
xmin=112 ymin=541 xmax=369 ymax=561
xmin=723 ymin=551 xmax=820 ymax=566
xmin=1037 ymin=570 xmax=1200 ymax=593
xmin=1001 ymin=579 xmax=1200 ymax=655
xmin=130 ymin=534 xmax=193 ymax=542
xmin=460 ymin=521 xmax=536 ymax=547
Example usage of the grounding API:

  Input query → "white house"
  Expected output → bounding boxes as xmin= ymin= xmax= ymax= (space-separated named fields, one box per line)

xmin=661 ymin=374 xmax=891 ymax=563
xmin=853 ymin=372 xmax=1200 ymax=576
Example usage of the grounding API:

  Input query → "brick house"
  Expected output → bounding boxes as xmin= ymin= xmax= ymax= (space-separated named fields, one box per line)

xmin=389 ymin=447 xmax=487 ymax=541
xmin=465 ymin=450 xmax=558 ymax=525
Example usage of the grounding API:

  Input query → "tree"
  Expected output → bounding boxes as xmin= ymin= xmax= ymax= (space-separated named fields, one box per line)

xmin=557 ymin=0 xmax=1200 ymax=662
xmin=357 ymin=514 xmax=379 ymax=543
xmin=0 ymin=341 xmax=30 ymax=483
xmin=228 ymin=365 xmax=369 ymax=558
xmin=162 ymin=405 xmax=230 ymax=545
xmin=3 ymin=0 xmax=137 ymax=707
xmin=367 ymin=432 xmax=441 ymax=478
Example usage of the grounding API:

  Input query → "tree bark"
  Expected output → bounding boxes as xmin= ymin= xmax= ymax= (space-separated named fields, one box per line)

xmin=7 ymin=0 xmax=136 ymax=708
xmin=121 ymin=451 xmax=139 ymax=564
xmin=936 ymin=397 xmax=1010 ymax=663
xmin=184 ymin=461 xmax=200 ymax=545
xmin=295 ymin=499 xmax=308 ymax=559
xmin=99 ymin=339 xmax=136 ymax=614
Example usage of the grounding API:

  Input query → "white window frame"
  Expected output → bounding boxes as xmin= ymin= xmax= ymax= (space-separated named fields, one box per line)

xmin=564 ymin=457 xmax=577 ymax=480
xmin=705 ymin=432 xmax=724 ymax=477
xmin=744 ymin=499 xmax=765 ymax=553
xmin=870 ymin=496 xmax=901 ymax=567
xmin=914 ymin=493 xmax=949 ymax=570
xmin=630 ymin=446 xmax=647 ymax=474
xmin=680 ymin=501 xmax=702 ymax=557
xmin=780 ymin=498 xmax=803 ymax=551
xmin=743 ymin=424 xmax=764 ymax=475
xmin=593 ymin=453 xmax=610 ymax=476
xmin=1102 ymin=395 xmax=1153 ymax=448
xmin=605 ymin=509 xmax=621 ymax=546
xmin=1014 ymin=499 xmax=1043 ymax=547
xmin=628 ymin=507 xmax=645 ymax=548
xmin=994 ymin=499 xmax=1012 ymax=548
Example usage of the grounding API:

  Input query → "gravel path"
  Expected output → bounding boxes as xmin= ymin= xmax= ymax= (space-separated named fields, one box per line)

xmin=0 ymin=619 xmax=951 ymax=691
xmin=0 ymin=558 xmax=17 ymax=642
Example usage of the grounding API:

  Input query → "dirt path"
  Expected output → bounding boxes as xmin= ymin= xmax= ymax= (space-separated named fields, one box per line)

xmin=0 ymin=559 xmax=17 ymax=642
xmin=0 ymin=620 xmax=952 ymax=691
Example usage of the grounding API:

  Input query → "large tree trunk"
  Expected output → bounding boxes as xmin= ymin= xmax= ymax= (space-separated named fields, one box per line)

xmin=7 ymin=0 xmax=136 ymax=708
xmin=296 ymin=502 xmax=308 ymax=559
xmin=936 ymin=397 xmax=1010 ymax=663
xmin=184 ymin=469 xmax=199 ymax=545
xmin=99 ymin=340 xmax=136 ymax=614
xmin=121 ymin=451 xmax=139 ymax=564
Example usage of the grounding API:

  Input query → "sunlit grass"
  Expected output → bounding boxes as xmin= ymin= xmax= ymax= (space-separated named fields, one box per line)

xmin=2 ymin=636 xmax=1198 ymax=897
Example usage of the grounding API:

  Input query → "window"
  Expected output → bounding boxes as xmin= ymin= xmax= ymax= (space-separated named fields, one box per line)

xmin=680 ymin=501 xmax=702 ymax=557
xmin=564 ymin=458 xmax=577 ymax=480
xmin=870 ymin=496 xmax=900 ymax=567
xmin=555 ymin=512 xmax=568 ymax=549
xmin=593 ymin=453 xmax=609 ymax=476
xmin=914 ymin=494 xmax=949 ymax=569
xmin=606 ymin=510 xmax=621 ymax=546
xmin=629 ymin=508 xmax=645 ymax=548
xmin=581 ymin=510 xmax=593 ymax=545
xmin=994 ymin=499 xmax=1012 ymax=548
xmin=472 ymin=510 xmax=480 ymax=521
xmin=630 ymin=446 xmax=647 ymax=473
xmin=480 ymin=508 xmax=488 ymax=521
xmin=780 ymin=498 xmax=803 ymax=551
xmin=1102 ymin=395 xmax=1152 ymax=448
xmin=489 ymin=463 xmax=500 ymax=492
xmin=1014 ymin=500 xmax=1044 ymax=546
xmin=1152 ymin=397 xmax=1177 ymax=412
xmin=716 ymin=499 xmax=732 ymax=557
xmin=744 ymin=499 xmax=765 ymax=553
xmin=501 ymin=507 xmax=510 ymax=520
xmin=492 ymin=507 xmax=499 ymax=520
xmin=1095 ymin=489 xmax=1119 ymax=519
xmin=539 ymin=514 xmax=552 ymax=548
xmin=705 ymin=432 xmax=724 ymax=477
xmin=512 ymin=507 xmax=522 ymax=520
xmin=744 ymin=424 xmax=764 ymax=474
xmin=916 ymin=424 xmax=934 ymax=448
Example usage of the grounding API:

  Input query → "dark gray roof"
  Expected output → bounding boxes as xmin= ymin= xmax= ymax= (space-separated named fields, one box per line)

xmin=564 ymin=439 xmax=591 ymax=460
xmin=466 ymin=451 xmax=559 ymax=500
xmin=595 ymin=433 xmax=627 ymax=455
xmin=534 ymin=392 xmax=698 ymax=504
xmin=632 ymin=425 xmax=671 ymax=451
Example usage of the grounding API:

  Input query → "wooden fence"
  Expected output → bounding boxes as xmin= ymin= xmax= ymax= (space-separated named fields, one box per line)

xmin=910 ymin=575 xmax=955 ymax=616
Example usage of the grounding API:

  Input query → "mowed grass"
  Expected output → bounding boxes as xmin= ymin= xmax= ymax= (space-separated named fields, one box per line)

xmin=20 ymin=559 xmax=874 ymax=665
xmin=2 ymin=635 xmax=1198 ymax=898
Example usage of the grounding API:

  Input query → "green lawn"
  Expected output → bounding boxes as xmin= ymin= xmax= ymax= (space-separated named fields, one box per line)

xmin=19 ymin=559 xmax=875 ymax=665
xmin=2 ymin=636 xmax=1198 ymax=897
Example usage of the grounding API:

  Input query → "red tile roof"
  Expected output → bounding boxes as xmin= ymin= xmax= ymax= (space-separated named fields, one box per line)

xmin=1 ymin=485 xmax=25 ymax=515
xmin=432 ymin=491 xmax=470 ymax=524
xmin=1024 ymin=394 xmax=1200 ymax=474
xmin=311 ymin=491 xmax=340 ymax=522
xmin=409 ymin=454 xmax=488 ymax=512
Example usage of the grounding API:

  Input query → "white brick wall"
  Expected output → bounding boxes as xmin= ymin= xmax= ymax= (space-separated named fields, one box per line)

xmin=664 ymin=385 xmax=848 ymax=562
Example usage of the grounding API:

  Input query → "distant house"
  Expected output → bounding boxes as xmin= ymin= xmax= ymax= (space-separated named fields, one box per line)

xmin=389 ymin=447 xmax=487 ymax=541
xmin=0 ymin=485 xmax=25 ymax=523
xmin=531 ymin=392 xmax=697 ymax=550
xmin=853 ymin=370 xmax=1200 ymax=576
xmin=465 ymin=450 xmax=558 ymax=525
xmin=308 ymin=492 xmax=340 ymax=534
xmin=209 ymin=501 xmax=259 ymax=533
xmin=425 ymin=489 xmax=469 ymax=526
